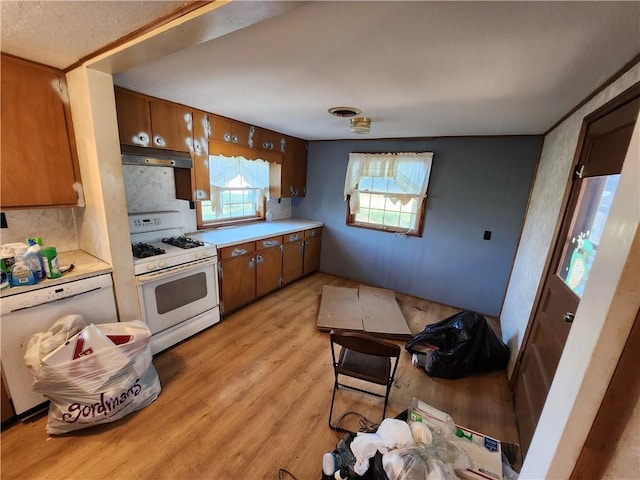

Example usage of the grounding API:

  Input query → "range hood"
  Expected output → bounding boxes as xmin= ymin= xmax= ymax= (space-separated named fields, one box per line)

xmin=121 ymin=144 xmax=192 ymax=168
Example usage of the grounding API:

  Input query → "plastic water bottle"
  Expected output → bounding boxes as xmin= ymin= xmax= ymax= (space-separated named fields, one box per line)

xmin=24 ymin=239 xmax=45 ymax=280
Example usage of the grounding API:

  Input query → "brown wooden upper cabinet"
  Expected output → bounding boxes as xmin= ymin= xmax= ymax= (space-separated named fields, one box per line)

xmin=149 ymin=100 xmax=193 ymax=152
xmin=114 ymin=88 xmax=193 ymax=152
xmin=191 ymin=111 xmax=211 ymax=201
xmin=114 ymin=88 xmax=151 ymax=148
xmin=1 ymin=54 xmax=81 ymax=208
xmin=281 ymin=135 xmax=308 ymax=198
xmin=175 ymin=110 xmax=211 ymax=202
xmin=210 ymin=114 xmax=250 ymax=146
xmin=252 ymin=126 xmax=284 ymax=155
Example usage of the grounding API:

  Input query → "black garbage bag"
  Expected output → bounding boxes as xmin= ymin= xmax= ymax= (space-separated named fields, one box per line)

xmin=405 ymin=310 xmax=509 ymax=379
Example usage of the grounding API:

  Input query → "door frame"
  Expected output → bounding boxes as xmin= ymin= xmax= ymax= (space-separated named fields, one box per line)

xmin=509 ymin=81 xmax=640 ymax=389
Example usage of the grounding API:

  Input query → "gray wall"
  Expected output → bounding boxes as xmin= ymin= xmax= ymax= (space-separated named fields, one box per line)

xmin=292 ymin=136 xmax=542 ymax=317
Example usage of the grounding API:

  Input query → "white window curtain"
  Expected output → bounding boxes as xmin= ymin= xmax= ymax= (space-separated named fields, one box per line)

xmin=209 ymin=154 xmax=270 ymax=216
xmin=343 ymin=152 xmax=433 ymax=214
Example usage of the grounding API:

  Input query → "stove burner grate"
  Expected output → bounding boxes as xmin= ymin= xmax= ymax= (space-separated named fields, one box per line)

xmin=132 ymin=242 xmax=166 ymax=259
xmin=162 ymin=236 xmax=205 ymax=249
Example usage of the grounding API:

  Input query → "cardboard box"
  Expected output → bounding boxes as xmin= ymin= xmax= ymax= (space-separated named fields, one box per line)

xmin=452 ymin=425 xmax=503 ymax=480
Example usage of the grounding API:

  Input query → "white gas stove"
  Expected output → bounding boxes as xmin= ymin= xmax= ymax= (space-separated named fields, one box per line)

xmin=128 ymin=211 xmax=220 ymax=354
xmin=129 ymin=211 xmax=216 ymax=275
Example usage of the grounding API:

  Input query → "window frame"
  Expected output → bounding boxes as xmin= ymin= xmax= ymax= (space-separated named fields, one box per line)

xmin=196 ymin=188 xmax=266 ymax=230
xmin=344 ymin=152 xmax=432 ymax=237
xmin=345 ymin=193 xmax=428 ymax=236
xmin=196 ymin=141 xmax=281 ymax=230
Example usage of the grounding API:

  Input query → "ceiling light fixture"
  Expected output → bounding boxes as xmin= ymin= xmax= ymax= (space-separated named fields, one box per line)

xmin=328 ymin=106 xmax=361 ymax=117
xmin=350 ymin=117 xmax=372 ymax=134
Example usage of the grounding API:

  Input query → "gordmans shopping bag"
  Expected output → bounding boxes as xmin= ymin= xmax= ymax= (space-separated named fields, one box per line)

xmin=25 ymin=317 xmax=161 ymax=435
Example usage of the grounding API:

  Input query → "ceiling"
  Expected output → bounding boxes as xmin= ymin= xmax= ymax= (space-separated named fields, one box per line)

xmin=2 ymin=1 xmax=639 ymax=141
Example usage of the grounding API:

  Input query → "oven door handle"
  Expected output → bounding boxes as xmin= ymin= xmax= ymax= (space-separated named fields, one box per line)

xmin=136 ymin=257 xmax=217 ymax=285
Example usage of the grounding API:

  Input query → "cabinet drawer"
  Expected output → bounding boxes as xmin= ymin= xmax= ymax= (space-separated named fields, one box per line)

xmin=219 ymin=242 xmax=255 ymax=260
xmin=305 ymin=227 xmax=322 ymax=239
xmin=256 ymin=236 xmax=283 ymax=250
xmin=283 ymin=231 xmax=304 ymax=244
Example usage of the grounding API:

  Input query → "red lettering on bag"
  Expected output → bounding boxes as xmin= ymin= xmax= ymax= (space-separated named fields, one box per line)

xmin=73 ymin=337 xmax=94 ymax=359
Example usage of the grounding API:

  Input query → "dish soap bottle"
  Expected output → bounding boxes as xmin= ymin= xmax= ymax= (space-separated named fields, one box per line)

xmin=10 ymin=253 xmax=37 ymax=286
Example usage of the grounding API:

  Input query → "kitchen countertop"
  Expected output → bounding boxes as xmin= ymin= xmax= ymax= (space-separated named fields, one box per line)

xmin=1 ymin=250 xmax=112 ymax=297
xmin=190 ymin=219 xmax=323 ymax=248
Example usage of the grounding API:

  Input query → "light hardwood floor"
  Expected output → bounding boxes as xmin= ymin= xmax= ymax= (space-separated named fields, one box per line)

xmin=0 ymin=273 xmax=519 ymax=479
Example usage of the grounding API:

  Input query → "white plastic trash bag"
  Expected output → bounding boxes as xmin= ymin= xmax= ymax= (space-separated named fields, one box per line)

xmin=25 ymin=319 xmax=161 ymax=435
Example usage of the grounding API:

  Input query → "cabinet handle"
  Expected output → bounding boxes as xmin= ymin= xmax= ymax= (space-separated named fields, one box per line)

xmin=256 ymin=254 xmax=264 ymax=264
xmin=153 ymin=135 xmax=166 ymax=147
xmin=289 ymin=233 xmax=299 ymax=242
xmin=262 ymin=240 xmax=280 ymax=248
xmin=249 ymin=257 xmax=255 ymax=268
xmin=308 ymin=230 xmax=316 ymax=238
xmin=232 ymin=135 xmax=239 ymax=143
xmin=299 ymin=241 xmax=305 ymax=249
xmin=224 ymin=133 xmax=232 ymax=142
xmin=231 ymin=248 xmax=248 ymax=257
xmin=280 ymin=138 xmax=286 ymax=152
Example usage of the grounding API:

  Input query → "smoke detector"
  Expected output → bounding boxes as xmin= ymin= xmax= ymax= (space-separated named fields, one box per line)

xmin=328 ymin=106 xmax=361 ymax=117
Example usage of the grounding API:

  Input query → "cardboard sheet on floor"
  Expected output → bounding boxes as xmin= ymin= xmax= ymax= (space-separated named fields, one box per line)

xmin=317 ymin=285 xmax=412 ymax=340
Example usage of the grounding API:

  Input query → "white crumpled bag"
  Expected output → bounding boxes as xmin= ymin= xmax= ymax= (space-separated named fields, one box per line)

xmin=24 ymin=319 xmax=161 ymax=435
xmin=350 ymin=419 xmax=415 ymax=475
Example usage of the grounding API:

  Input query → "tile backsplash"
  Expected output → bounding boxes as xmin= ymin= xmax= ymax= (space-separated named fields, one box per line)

xmin=266 ymin=197 xmax=292 ymax=221
xmin=123 ymin=165 xmax=197 ymax=232
xmin=0 ymin=208 xmax=79 ymax=252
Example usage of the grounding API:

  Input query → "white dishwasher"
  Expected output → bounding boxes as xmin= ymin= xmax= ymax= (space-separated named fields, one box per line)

xmin=0 ymin=273 xmax=118 ymax=416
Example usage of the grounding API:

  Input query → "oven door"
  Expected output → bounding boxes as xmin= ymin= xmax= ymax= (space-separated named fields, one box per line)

xmin=136 ymin=257 xmax=218 ymax=335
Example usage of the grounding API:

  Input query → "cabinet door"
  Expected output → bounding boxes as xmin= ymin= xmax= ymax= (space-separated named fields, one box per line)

xmin=219 ymin=255 xmax=256 ymax=315
xmin=149 ymin=100 xmax=193 ymax=152
xmin=114 ymin=87 xmax=151 ymax=147
xmin=252 ymin=126 xmax=283 ymax=153
xmin=210 ymin=115 xmax=250 ymax=146
xmin=303 ymin=228 xmax=322 ymax=276
xmin=282 ymin=231 xmax=305 ymax=285
xmin=256 ymin=245 xmax=283 ymax=297
xmin=231 ymin=120 xmax=250 ymax=147
xmin=192 ymin=111 xmax=211 ymax=200
xmin=281 ymin=136 xmax=308 ymax=198
xmin=1 ymin=55 xmax=80 ymax=208
xmin=210 ymin=114 xmax=232 ymax=143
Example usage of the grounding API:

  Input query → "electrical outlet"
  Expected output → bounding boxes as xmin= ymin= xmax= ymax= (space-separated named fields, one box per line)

xmin=0 ymin=212 xmax=7 ymax=229
xmin=483 ymin=230 xmax=492 ymax=240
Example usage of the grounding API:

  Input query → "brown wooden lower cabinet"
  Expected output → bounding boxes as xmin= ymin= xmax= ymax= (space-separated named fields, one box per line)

xmin=219 ymin=227 xmax=322 ymax=315
xmin=255 ymin=236 xmax=283 ymax=297
xmin=282 ymin=231 xmax=305 ymax=285
xmin=303 ymin=228 xmax=322 ymax=276
xmin=218 ymin=242 xmax=257 ymax=315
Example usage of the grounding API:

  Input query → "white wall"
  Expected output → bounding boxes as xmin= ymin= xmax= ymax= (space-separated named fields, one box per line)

xmin=520 ymin=111 xmax=639 ymax=478
xmin=501 ymin=62 xmax=640 ymax=377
